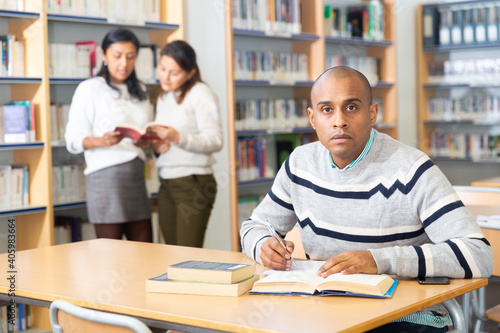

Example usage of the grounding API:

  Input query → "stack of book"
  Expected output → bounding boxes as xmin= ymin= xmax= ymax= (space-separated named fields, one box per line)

xmin=146 ymin=260 xmax=259 ymax=297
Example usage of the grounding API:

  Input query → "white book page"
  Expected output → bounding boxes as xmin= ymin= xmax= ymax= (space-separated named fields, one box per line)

xmin=263 ymin=260 xmax=326 ymax=276
xmin=323 ymin=273 xmax=386 ymax=287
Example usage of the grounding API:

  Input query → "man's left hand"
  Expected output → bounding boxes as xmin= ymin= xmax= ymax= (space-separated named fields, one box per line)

xmin=317 ymin=251 xmax=377 ymax=278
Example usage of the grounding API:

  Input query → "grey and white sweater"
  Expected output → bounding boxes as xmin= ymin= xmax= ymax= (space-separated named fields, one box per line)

xmin=240 ymin=131 xmax=493 ymax=279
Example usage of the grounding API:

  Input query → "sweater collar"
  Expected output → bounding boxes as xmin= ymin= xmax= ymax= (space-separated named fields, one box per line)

xmin=329 ymin=128 xmax=376 ymax=170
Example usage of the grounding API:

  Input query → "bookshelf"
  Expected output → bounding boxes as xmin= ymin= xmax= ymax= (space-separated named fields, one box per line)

xmin=225 ymin=0 xmax=398 ymax=251
xmin=417 ymin=1 xmax=500 ymax=184
xmin=0 ymin=1 xmax=183 ymax=330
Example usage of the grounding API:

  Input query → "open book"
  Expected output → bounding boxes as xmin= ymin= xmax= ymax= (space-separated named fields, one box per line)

xmin=115 ymin=122 xmax=168 ymax=143
xmin=250 ymin=264 xmax=397 ymax=298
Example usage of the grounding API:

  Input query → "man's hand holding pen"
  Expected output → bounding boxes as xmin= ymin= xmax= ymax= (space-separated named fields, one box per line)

xmin=260 ymin=237 xmax=296 ymax=271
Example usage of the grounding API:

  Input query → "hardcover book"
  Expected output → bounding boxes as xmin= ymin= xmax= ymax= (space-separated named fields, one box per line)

xmin=114 ymin=122 xmax=168 ymax=143
xmin=167 ymin=260 xmax=255 ymax=284
xmin=146 ymin=273 xmax=259 ymax=297
xmin=249 ymin=271 xmax=397 ymax=298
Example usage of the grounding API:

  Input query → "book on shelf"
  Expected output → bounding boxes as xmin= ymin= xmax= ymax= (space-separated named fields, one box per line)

xmin=2 ymin=104 xmax=29 ymax=143
xmin=422 ymin=6 xmax=440 ymax=47
xmin=250 ymin=270 xmax=397 ymax=298
xmin=52 ymin=164 xmax=86 ymax=203
xmin=75 ymin=40 xmax=97 ymax=77
xmin=146 ymin=272 xmax=259 ymax=297
xmin=0 ymin=34 xmax=25 ymax=77
xmin=324 ymin=2 xmax=384 ymax=41
xmin=0 ymin=164 xmax=29 ymax=209
xmin=114 ymin=122 xmax=168 ymax=143
xmin=167 ymin=260 xmax=255 ymax=284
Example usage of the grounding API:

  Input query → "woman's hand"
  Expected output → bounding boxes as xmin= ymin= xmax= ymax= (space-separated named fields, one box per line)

xmin=134 ymin=138 xmax=151 ymax=149
xmin=152 ymin=140 xmax=171 ymax=154
xmin=83 ymin=131 xmax=123 ymax=150
xmin=148 ymin=126 xmax=180 ymax=144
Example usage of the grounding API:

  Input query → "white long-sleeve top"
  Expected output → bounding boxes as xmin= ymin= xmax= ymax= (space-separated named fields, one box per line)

xmin=154 ymin=82 xmax=223 ymax=179
xmin=65 ymin=77 xmax=151 ymax=175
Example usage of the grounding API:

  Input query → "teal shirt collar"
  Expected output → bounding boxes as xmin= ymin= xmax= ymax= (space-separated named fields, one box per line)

xmin=329 ymin=128 xmax=376 ymax=170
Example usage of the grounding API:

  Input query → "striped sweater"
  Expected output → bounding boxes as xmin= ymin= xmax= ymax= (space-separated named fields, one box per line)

xmin=240 ymin=131 xmax=493 ymax=279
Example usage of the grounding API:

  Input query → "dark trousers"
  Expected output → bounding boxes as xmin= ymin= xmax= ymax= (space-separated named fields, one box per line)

xmin=158 ymin=174 xmax=217 ymax=248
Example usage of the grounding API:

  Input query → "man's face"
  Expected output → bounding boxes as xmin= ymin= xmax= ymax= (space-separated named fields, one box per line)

xmin=308 ymin=75 xmax=378 ymax=169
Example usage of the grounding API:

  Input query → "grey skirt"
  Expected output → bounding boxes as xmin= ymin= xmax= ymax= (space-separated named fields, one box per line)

xmin=86 ymin=157 xmax=151 ymax=224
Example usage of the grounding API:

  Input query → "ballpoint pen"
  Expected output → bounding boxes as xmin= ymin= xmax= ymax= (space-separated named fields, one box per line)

xmin=264 ymin=220 xmax=297 ymax=266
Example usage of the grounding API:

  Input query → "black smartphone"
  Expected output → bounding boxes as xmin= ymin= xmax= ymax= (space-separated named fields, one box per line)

xmin=416 ymin=277 xmax=450 ymax=285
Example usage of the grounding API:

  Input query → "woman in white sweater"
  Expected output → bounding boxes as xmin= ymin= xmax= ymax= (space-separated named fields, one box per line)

xmin=148 ymin=40 xmax=223 ymax=247
xmin=65 ymin=28 xmax=153 ymax=242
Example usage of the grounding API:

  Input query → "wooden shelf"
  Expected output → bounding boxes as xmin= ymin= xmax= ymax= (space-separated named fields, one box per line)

xmin=0 ymin=10 xmax=39 ymax=19
xmin=0 ymin=142 xmax=44 ymax=150
xmin=0 ymin=77 xmax=42 ymax=84
xmin=47 ymin=14 xmax=180 ymax=30
xmin=236 ymin=127 xmax=315 ymax=136
xmin=325 ymin=36 xmax=392 ymax=47
xmin=0 ymin=204 xmax=46 ymax=217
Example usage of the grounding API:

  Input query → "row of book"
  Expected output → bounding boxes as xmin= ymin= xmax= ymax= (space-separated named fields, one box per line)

xmin=49 ymin=42 xmax=100 ymax=78
xmin=49 ymin=42 xmax=158 ymax=82
xmin=232 ymin=0 xmax=301 ymax=35
xmin=46 ymin=0 xmax=161 ymax=23
xmin=0 ymin=0 xmax=23 ymax=11
xmin=429 ymin=131 xmax=500 ymax=161
xmin=52 ymin=164 xmax=86 ymax=204
xmin=237 ymin=133 xmax=315 ymax=182
xmin=54 ymin=216 xmax=96 ymax=245
xmin=235 ymin=98 xmax=310 ymax=131
xmin=238 ymin=195 xmax=264 ymax=227
xmin=326 ymin=55 xmax=379 ymax=85
xmin=324 ymin=1 xmax=385 ymax=41
xmin=427 ymin=58 xmax=500 ymax=86
xmin=0 ymin=34 xmax=25 ymax=78
xmin=0 ymin=164 xmax=29 ymax=209
xmin=233 ymin=50 xmax=309 ymax=82
xmin=0 ymin=101 xmax=36 ymax=144
xmin=0 ymin=303 xmax=33 ymax=332
xmin=423 ymin=4 xmax=500 ymax=47
xmin=50 ymin=104 xmax=70 ymax=142
xmin=428 ymin=95 xmax=500 ymax=123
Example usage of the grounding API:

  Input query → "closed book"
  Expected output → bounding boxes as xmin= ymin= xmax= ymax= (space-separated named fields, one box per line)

xmin=167 ymin=260 xmax=255 ymax=284
xmin=422 ymin=6 xmax=440 ymax=46
xmin=3 ymin=104 xmax=28 ymax=143
xmin=250 ymin=271 xmax=397 ymax=298
xmin=146 ymin=273 xmax=259 ymax=297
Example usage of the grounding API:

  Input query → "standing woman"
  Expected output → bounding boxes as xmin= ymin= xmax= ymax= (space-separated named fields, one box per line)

xmin=148 ymin=40 xmax=223 ymax=248
xmin=65 ymin=28 xmax=153 ymax=242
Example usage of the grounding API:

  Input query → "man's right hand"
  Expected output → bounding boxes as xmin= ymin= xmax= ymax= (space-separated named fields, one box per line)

xmin=260 ymin=237 xmax=295 ymax=271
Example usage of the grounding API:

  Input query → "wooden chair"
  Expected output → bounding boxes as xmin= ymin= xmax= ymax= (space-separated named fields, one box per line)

xmin=49 ymin=300 xmax=152 ymax=333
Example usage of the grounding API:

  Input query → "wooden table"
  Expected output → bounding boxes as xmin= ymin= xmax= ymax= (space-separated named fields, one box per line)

xmin=471 ymin=177 xmax=500 ymax=188
xmin=0 ymin=239 xmax=488 ymax=333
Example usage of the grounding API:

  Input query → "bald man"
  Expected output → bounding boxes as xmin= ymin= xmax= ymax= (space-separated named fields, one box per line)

xmin=240 ymin=66 xmax=493 ymax=332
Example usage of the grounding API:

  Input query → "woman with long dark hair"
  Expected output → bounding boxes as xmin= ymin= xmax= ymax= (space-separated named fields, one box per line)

xmin=148 ymin=40 xmax=223 ymax=247
xmin=65 ymin=28 xmax=152 ymax=242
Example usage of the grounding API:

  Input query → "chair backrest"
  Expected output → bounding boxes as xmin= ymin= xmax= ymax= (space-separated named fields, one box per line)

xmin=49 ymin=300 xmax=152 ymax=333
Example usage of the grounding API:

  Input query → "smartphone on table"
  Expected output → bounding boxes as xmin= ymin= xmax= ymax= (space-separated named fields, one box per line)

xmin=416 ymin=277 xmax=450 ymax=285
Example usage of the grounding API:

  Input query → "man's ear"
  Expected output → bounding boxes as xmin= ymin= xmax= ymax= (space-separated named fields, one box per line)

xmin=369 ymin=102 xmax=379 ymax=126
xmin=308 ymin=107 xmax=315 ymax=129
